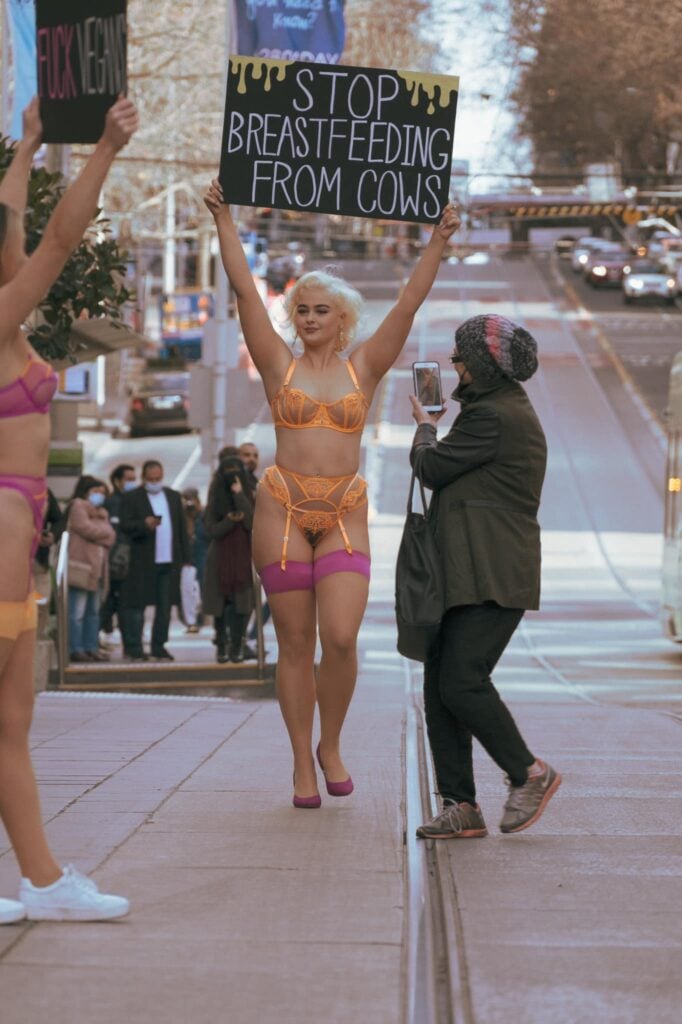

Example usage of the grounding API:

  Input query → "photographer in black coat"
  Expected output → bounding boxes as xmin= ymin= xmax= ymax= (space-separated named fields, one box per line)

xmin=119 ymin=460 xmax=190 ymax=661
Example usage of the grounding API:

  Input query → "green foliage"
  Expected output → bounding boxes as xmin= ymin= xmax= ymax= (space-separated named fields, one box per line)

xmin=0 ymin=135 xmax=131 ymax=362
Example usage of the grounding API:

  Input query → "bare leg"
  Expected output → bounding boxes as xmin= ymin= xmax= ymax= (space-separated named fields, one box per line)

xmin=252 ymin=484 xmax=318 ymax=799
xmin=315 ymin=572 xmax=369 ymax=782
xmin=0 ymin=631 xmax=61 ymax=886
xmin=267 ymin=591 xmax=319 ymax=798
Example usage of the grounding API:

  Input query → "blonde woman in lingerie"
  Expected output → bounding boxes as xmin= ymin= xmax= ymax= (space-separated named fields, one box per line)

xmin=0 ymin=98 xmax=138 ymax=924
xmin=205 ymin=179 xmax=460 ymax=807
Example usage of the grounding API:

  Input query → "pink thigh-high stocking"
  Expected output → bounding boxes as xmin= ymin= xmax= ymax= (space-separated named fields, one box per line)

xmin=313 ymin=550 xmax=370 ymax=586
xmin=259 ymin=560 xmax=314 ymax=596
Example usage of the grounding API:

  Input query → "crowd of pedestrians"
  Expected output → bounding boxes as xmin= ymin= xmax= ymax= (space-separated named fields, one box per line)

xmin=41 ymin=445 xmax=264 ymax=665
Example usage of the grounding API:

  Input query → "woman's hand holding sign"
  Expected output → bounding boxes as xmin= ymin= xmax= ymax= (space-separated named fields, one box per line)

xmin=204 ymin=178 xmax=229 ymax=221
xmin=102 ymin=97 xmax=139 ymax=152
xmin=22 ymin=98 xmax=43 ymax=155
xmin=433 ymin=202 xmax=461 ymax=242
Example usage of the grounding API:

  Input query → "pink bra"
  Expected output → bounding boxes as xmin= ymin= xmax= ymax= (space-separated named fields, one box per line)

xmin=0 ymin=357 xmax=58 ymax=418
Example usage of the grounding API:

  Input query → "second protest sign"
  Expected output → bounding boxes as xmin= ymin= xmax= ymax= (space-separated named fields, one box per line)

xmin=219 ymin=57 xmax=459 ymax=223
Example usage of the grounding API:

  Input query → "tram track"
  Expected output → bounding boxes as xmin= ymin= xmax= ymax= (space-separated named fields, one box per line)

xmin=403 ymin=662 xmax=475 ymax=1024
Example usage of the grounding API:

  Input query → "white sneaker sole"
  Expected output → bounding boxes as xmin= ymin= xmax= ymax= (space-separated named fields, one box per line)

xmin=24 ymin=903 xmax=130 ymax=922
xmin=0 ymin=906 xmax=26 ymax=924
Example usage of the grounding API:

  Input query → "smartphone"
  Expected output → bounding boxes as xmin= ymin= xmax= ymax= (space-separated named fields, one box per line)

xmin=412 ymin=361 xmax=444 ymax=413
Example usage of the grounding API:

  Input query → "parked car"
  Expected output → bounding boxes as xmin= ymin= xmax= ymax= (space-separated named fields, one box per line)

xmin=128 ymin=371 xmax=191 ymax=437
xmin=621 ymin=260 xmax=677 ymax=306
xmin=571 ymin=237 xmax=622 ymax=272
xmin=583 ymin=249 xmax=633 ymax=287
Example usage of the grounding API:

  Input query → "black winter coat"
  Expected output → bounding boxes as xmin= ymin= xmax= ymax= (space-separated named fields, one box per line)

xmin=410 ymin=375 xmax=547 ymax=611
xmin=119 ymin=486 xmax=190 ymax=609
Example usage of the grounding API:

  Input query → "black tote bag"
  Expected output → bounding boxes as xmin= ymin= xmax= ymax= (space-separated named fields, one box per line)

xmin=395 ymin=471 xmax=445 ymax=662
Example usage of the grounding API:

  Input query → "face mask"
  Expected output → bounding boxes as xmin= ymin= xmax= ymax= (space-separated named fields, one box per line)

xmin=88 ymin=492 xmax=105 ymax=508
xmin=145 ymin=482 xmax=163 ymax=495
xmin=123 ymin=480 xmax=137 ymax=492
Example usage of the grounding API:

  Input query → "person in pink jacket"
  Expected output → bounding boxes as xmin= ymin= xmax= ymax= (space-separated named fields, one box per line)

xmin=66 ymin=475 xmax=115 ymax=663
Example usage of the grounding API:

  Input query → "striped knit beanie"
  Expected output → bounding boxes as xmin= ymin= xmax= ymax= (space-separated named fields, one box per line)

xmin=455 ymin=315 xmax=538 ymax=382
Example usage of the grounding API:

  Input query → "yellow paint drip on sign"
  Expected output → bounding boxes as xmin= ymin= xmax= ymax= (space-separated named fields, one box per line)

xmin=229 ymin=56 xmax=292 ymax=95
xmin=397 ymin=71 xmax=459 ymax=115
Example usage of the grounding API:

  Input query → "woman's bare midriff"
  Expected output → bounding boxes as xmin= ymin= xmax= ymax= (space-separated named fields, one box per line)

xmin=0 ymin=416 xmax=51 ymax=478
xmin=273 ymin=426 xmax=364 ymax=478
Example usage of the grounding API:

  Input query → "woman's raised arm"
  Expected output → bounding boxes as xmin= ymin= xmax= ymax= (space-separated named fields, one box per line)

xmin=0 ymin=99 xmax=42 ymax=213
xmin=0 ymin=97 xmax=138 ymax=344
xmin=352 ymin=203 xmax=461 ymax=383
xmin=204 ymin=179 xmax=290 ymax=387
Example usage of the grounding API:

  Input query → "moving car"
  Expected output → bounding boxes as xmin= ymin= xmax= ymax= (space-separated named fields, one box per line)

xmin=583 ymin=249 xmax=632 ymax=287
xmin=570 ymin=237 xmax=622 ymax=272
xmin=128 ymin=371 xmax=191 ymax=437
xmin=621 ymin=260 xmax=677 ymax=306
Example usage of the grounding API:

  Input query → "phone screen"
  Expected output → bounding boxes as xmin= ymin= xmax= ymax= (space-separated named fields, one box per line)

xmin=412 ymin=362 xmax=443 ymax=411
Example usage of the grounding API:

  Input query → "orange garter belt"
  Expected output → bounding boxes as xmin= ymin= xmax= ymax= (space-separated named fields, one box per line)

xmin=261 ymin=465 xmax=368 ymax=569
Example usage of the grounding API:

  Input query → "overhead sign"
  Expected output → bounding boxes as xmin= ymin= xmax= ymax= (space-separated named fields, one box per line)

xmin=35 ymin=0 xmax=127 ymax=144
xmin=220 ymin=57 xmax=459 ymax=223
xmin=234 ymin=0 xmax=345 ymax=64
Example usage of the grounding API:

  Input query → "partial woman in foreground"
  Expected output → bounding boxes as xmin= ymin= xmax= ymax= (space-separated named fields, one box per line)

xmin=205 ymin=178 xmax=459 ymax=807
xmin=0 ymin=98 xmax=138 ymax=924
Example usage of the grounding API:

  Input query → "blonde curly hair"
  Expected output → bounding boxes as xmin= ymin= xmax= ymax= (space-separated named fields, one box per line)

xmin=284 ymin=270 xmax=364 ymax=348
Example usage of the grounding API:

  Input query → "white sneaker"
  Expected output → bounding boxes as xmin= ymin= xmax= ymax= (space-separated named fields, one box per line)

xmin=0 ymin=897 xmax=26 ymax=924
xmin=19 ymin=865 xmax=130 ymax=921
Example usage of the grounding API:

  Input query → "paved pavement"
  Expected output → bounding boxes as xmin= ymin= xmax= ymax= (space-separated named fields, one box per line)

xmin=2 ymin=247 xmax=680 ymax=1022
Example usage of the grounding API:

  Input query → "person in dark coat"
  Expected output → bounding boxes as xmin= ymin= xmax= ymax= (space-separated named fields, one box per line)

xmin=408 ymin=314 xmax=561 ymax=840
xmin=100 ymin=463 xmax=136 ymax=640
xmin=119 ymin=459 xmax=190 ymax=661
xmin=203 ymin=454 xmax=255 ymax=663
xmin=180 ymin=486 xmax=209 ymax=632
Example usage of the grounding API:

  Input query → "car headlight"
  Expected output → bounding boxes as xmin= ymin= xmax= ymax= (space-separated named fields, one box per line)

xmin=623 ymin=265 xmax=631 ymax=274
xmin=667 ymin=278 xmax=676 ymax=288
xmin=629 ymin=279 xmax=644 ymax=289
xmin=578 ymin=253 xmax=588 ymax=264
xmin=592 ymin=266 xmax=607 ymax=276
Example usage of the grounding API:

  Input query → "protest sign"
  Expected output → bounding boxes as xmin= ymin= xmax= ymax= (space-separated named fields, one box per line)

xmin=35 ymin=0 xmax=127 ymax=144
xmin=219 ymin=57 xmax=459 ymax=223
xmin=234 ymin=0 xmax=346 ymax=64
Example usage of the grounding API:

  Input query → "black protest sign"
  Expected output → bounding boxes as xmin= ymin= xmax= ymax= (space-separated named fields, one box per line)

xmin=220 ymin=58 xmax=459 ymax=223
xmin=36 ymin=0 xmax=127 ymax=144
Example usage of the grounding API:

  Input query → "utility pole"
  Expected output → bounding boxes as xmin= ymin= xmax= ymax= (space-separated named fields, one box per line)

xmin=210 ymin=0 xmax=239 ymax=458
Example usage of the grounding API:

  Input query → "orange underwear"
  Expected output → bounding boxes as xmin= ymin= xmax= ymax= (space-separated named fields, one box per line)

xmin=0 ymin=594 xmax=38 ymax=641
xmin=261 ymin=465 xmax=368 ymax=569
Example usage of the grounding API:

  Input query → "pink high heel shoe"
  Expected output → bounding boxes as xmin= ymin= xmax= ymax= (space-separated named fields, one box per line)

xmin=316 ymin=743 xmax=354 ymax=797
xmin=292 ymin=772 xmax=321 ymax=809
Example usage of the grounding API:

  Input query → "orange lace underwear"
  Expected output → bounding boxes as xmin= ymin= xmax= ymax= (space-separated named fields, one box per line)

xmin=261 ymin=465 xmax=368 ymax=569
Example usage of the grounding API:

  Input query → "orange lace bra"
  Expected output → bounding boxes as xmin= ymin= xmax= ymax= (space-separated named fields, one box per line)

xmin=271 ymin=358 xmax=369 ymax=433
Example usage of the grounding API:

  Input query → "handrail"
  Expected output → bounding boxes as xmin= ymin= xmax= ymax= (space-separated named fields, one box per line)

xmin=54 ymin=530 xmax=70 ymax=688
xmin=54 ymin=532 xmax=268 ymax=685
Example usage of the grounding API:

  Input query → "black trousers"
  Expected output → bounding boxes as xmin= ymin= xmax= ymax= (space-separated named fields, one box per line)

xmin=423 ymin=602 xmax=534 ymax=806
xmin=120 ymin=563 xmax=172 ymax=656
xmin=100 ymin=578 xmax=122 ymax=634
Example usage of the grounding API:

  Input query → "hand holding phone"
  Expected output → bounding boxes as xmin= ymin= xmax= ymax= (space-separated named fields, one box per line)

xmin=412 ymin=361 xmax=443 ymax=413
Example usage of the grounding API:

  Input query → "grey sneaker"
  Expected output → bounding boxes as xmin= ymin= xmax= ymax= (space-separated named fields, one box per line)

xmin=500 ymin=761 xmax=562 ymax=834
xmin=416 ymin=801 xmax=488 ymax=840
